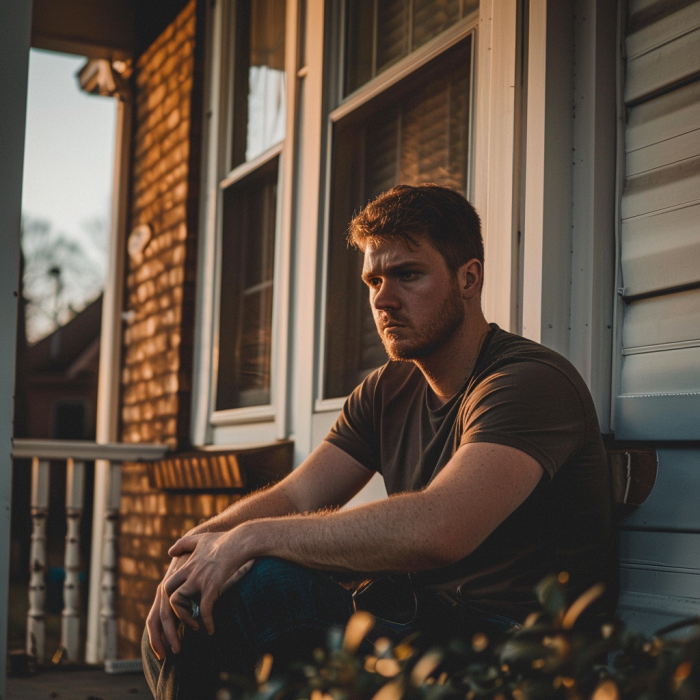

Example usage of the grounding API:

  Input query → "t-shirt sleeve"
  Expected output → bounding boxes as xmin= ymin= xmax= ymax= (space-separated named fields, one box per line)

xmin=324 ymin=369 xmax=382 ymax=472
xmin=458 ymin=361 xmax=586 ymax=479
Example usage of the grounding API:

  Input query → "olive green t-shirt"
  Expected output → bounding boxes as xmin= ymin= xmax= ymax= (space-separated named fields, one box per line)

xmin=325 ymin=325 xmax=616 ymax=622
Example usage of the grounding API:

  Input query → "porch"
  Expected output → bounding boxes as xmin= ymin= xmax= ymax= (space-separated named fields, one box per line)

xmin=8 ymin=666 xmax=150 ymax=700
xmin=7 ymin=436 xmax=293 ymax=697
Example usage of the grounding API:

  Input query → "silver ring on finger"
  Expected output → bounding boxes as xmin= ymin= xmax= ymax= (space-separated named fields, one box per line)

xmin=190 ymin=600 xmax=200 ymax=619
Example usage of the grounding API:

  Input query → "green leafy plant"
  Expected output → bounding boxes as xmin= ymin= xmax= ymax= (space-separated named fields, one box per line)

xmin=217 ymin=577 xmax=700 ymax=700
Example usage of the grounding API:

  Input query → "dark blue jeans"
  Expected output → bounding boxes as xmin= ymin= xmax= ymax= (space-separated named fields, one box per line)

xmin=142 ymin=557 xmax=517 ymax=700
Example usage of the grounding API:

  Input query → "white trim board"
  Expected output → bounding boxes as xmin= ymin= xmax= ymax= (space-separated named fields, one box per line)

xmin=473 ymin=0 xmax=519 ymax=332
xmin=0 ymin=2 xmax=31 ymax=693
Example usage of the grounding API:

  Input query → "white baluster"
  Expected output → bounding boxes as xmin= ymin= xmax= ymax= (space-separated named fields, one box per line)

xmin=100 ymin=461 xmax=122 ymax=662
xmin=61 ymin=458 xmax=84 ymax=663
xmin=27 ymin=457 xmax=49 ymax=663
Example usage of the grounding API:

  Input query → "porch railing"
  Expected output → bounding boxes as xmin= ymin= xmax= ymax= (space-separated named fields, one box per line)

xmin=11 ymin=439 xmax=168 ymax=666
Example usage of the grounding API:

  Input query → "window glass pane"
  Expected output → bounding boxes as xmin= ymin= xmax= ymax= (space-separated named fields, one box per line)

xmin=345 ymin=0 xmax=374 ymax=95
xmin=344 ymin=0 xmax=477 ymax=95
xmin=232 ymin=0 xmax=286 ymax=168
xmin=413 ymin=0 xmax=460 ymax=49
xmin=216 ymin=158 xmax=278 ymax=409
xmin=325 ymin=38 xmax=472 ymax=399
xmin=376 ymin=0 xmax=409 ymax=73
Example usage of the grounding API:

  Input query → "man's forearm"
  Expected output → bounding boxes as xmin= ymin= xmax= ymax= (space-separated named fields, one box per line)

xmin=184 ymin=442 xmax=372 ymax=538
xmin=189 ymin=483 xmax=299 ymax=536
xmin=236 ymin=489 xmax=456 ymax=574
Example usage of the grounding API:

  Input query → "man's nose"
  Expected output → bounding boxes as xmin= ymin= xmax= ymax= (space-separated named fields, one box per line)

xmin=372 ymin=280 xmax=400 ymax=310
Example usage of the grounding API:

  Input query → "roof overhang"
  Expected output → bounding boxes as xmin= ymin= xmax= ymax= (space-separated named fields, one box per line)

xmin=31 ymin=0 xmax=135 ymax=61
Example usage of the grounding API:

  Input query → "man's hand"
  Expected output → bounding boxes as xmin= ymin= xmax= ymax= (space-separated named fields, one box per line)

xmin=146 ymin=553 xmax=192 ymax=659
xmin=164 ymin=530 xmax=256 ymax=636
xmin=144 ymin=443 xmax=371 ymax=657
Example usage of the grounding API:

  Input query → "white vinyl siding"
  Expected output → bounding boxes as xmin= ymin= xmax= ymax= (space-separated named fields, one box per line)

xmin=615 ymin=0 xmax=700 ymax=441
xmin=616 ymin=0 xmax=700 ymax=636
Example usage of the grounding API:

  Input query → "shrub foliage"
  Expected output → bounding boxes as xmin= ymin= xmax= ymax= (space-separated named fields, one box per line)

xmin=219 ymin=577 xmax=700 ymax=700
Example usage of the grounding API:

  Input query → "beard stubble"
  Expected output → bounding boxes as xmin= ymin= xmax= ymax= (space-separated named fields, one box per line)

xmin=377 ymin=282 xmax=465 ymax=361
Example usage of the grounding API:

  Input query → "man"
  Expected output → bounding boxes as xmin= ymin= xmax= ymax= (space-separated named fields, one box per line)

xmin=143 ymin=184 xmax=615 ymax=699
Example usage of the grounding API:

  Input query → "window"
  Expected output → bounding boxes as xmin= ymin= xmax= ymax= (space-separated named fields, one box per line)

xmin=322 ymin=7 xmax=476 ymax=400
xmin=216 ymin=159 xmax=278 ymax=409
xmin=214 ymin=0 xmax=286 ymax=414
xmin=345 ymin=0 xmax=479 ymax=95
xmin=230 ymin=0 xmax=286 ymax=166
xmin=52 ymin=400 xmax=87 ymax=440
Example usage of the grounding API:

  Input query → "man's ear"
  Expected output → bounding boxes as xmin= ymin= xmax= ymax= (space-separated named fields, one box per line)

xmin=457 ymin=259 xmax=483 ymax=299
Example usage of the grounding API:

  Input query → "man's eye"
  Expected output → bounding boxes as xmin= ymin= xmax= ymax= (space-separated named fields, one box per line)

xmin=400 ymin=271 xmax=418 ymax=280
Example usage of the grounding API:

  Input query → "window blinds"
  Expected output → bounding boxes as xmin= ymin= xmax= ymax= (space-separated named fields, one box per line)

xmin=365 ymin=51 xmax=470 ymax=199
xmin=345 ymin=0 xmax=478 ymax=95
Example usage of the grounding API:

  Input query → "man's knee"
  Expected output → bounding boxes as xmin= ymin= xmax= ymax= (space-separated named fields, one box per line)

xmin=223 ymin=557 xmax=326 ymax=628
xmin=234 ymin=557 xmax=312 ymax=602
xmin=219 ymin=557 xmax=353 ymax=646
xmin=239 ymin=556 xmax=351 ymax=608
xmin=141 ymin=626 xmax=162 ymax=698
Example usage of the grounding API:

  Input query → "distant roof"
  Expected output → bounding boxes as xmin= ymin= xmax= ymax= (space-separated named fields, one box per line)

xmin=27 ymin=293 xmax=102 ymax=376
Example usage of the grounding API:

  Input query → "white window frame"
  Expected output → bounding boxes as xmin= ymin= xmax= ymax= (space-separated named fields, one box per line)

xmin=191 ymin=0 xmax=300 ymax=447
xmin=314 ymin=0 xmax=520 ymax=413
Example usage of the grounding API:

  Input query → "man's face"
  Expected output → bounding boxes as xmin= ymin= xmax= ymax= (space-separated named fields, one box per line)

xmin=361 ymin=235 xmax=465 ymax=361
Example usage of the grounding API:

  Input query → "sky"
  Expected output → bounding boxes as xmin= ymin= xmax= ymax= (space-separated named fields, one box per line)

xmin=21 ymin=48 xmax=117 ymax=259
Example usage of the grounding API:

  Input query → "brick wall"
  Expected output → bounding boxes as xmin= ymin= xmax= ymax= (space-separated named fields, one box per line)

xmin=121 ymin=0 xmax=199 ymax=451
xmin=115 ymin=0 xmax=233 ymax=658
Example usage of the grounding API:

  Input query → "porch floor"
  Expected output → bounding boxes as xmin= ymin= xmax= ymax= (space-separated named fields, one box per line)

xmin=7 ymin=667 xmax=151 ymax=699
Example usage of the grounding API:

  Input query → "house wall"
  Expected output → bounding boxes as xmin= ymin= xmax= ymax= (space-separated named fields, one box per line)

xmin=109 ymin=0 xmax=700 ymax=657
xmin=114 ymin=0 xmax=296 ymax=658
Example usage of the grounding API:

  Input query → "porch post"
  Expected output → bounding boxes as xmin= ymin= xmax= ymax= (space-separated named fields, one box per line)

xmin=0 ymin=0 xmax=32 ymax=693
xmin=86 ymin=97 xmax=131 ymax=664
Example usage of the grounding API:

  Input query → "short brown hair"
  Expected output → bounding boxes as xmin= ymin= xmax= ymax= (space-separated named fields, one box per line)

xmin=347 ymin=184 xmax=483 ymax=272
